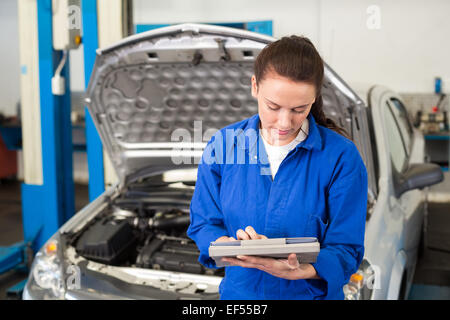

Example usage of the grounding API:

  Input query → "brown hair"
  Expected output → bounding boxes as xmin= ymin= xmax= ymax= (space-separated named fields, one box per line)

xmin=254 ymin=35 xmax=349 ymax=138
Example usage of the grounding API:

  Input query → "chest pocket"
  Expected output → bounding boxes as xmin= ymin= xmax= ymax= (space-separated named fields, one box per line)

xmin=304 ymin=214 xmax=329 ymax=243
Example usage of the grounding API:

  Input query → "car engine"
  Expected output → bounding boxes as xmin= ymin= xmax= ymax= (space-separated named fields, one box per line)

xmin=68 ymin=182 xmax=224 ymax=277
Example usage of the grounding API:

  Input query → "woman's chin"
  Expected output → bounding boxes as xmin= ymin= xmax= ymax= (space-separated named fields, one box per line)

xmin=270 ymin=135 xmax=295 ymax=146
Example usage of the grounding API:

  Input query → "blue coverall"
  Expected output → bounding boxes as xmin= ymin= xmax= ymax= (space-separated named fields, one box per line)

xmin=187 ymin=113 xmax=368 ymax=299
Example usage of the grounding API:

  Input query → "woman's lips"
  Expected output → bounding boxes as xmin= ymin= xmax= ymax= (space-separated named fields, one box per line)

xmin=277 ymin=129 xmax=291 ymax=136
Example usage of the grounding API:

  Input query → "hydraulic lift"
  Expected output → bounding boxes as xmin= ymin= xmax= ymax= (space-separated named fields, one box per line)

xmin=0 ymin=0 xmax=130 ymax=299
xmin=0 ymin=0 xmax=77 ymax=297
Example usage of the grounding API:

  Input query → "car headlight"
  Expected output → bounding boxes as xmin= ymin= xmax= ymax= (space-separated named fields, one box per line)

xmin=344 ymin=259 xmax=378 ymax=300
xmin=23 ymin=233 xmax=65 ymax=300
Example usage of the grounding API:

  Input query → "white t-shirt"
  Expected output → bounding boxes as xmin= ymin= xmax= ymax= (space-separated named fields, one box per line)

xmin=260 ymin=119 xmax=309 ymax=180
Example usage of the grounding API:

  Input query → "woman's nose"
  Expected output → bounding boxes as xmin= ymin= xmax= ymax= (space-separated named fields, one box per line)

xmin=277 ymin=110 xmax=292 ymax=129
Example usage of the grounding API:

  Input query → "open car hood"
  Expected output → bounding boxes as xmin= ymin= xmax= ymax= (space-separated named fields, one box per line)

xmin=86 ymin=23 xmax=369 ymax=186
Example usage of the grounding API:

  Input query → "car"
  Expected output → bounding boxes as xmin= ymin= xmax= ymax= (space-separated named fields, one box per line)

xmin=22 ymin=23 xmax=443 ymax=300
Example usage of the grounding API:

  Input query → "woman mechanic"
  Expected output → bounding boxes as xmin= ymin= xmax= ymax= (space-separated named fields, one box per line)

xmin=187 ymin=35 xmax=368 ymax=300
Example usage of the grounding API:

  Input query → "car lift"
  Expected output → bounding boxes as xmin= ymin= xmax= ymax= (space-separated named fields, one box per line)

xmin=0 ymin=0 xmax=76 ymax=298
xmin=0 ymin=0 xmax=119 ymax=299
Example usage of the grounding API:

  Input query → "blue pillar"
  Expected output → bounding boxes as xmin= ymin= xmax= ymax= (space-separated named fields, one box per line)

xmin=82 ymin=0 xmax=105 ymax=201
xmin=21 ymin=0 xmax=75 ymax=252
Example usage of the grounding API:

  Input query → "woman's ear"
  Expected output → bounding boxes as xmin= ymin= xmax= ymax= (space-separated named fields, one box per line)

xmin=251 ymin=75 xmax=258 ymax=98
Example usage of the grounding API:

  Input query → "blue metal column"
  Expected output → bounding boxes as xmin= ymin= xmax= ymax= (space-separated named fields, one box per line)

xmin=82 ymin=0 xmax=105 ymax=201
xmin=21 ymin=0 xmax=75 ymax=252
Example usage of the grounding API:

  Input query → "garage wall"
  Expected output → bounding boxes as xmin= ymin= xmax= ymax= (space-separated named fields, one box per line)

xmin=0 ymin=0 xmax=21 ymax=116
xmin=133 ymin=0 xmax=321 ymax=45
xmin=319 ymin=0 xmax=450 ymax=95
xmin=133 ymin=0 xmax=450 ymax=95
xmin=3 ymin=1 xmax=449 ymax=113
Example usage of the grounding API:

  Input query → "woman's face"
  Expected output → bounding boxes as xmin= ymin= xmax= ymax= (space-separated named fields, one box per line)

xmin=251 ymin=70 xmax=316 ymax=146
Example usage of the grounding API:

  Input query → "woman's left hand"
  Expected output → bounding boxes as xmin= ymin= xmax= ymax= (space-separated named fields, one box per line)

xmin=222 ymin=253 xmax=319 ymax=280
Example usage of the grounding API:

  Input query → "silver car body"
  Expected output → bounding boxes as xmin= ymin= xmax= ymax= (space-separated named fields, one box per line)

xmin=365 ymin=86 xmax=427 ymax=299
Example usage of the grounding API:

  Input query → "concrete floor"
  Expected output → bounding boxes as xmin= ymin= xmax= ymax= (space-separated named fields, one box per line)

xmin=0 ymin=179 xmax=449 ymax=300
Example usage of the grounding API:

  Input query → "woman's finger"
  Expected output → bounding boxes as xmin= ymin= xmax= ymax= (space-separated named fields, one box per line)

xmin=223 ymin=257 xmax=263 ymax=269
xmin=236 ymin=229 xmax=250 ymax=240
xmin=287 ymin=253 xmax=300 ymax=268
xmin=244 ymin=226 xmax=258 ymax=239
xmin=244 ymin=226 xmax=268 ymax=240
xmin=237 ymin=255 xmax=272 ymax=268
xmin=215 ymin=236 xmax=230 ymax=242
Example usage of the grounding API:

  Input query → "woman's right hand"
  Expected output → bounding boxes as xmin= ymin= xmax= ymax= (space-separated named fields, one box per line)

xmin=236 ymin=226 xmax=268 ymax=240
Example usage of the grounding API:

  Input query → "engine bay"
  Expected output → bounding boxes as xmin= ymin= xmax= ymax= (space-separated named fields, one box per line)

xmin=66 ymin=181 xmax=224 ymax=278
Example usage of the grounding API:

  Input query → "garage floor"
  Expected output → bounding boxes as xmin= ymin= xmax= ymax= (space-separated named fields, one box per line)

xmin=409 ymin=202 xmax=450 ymax=299
xmin=0 ymin=179 xmax=89 ymax=300
xmin=0 ymin=179 xmax=449 ymax=300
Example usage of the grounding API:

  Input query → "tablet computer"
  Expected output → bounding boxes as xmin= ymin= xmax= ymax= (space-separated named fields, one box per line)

xmin=209 ymin=237 xmax=320 ymax=267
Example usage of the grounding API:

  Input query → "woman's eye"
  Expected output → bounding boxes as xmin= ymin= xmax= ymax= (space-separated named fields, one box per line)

xmin=267 ymin=105 xmax=279 ymax=111
xmin=293 ymin=109 xmax=306 ymax=114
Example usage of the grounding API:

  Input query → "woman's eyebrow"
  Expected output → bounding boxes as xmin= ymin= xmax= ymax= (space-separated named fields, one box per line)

xmin=264 ymin=98 xmax=309 ymax=109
